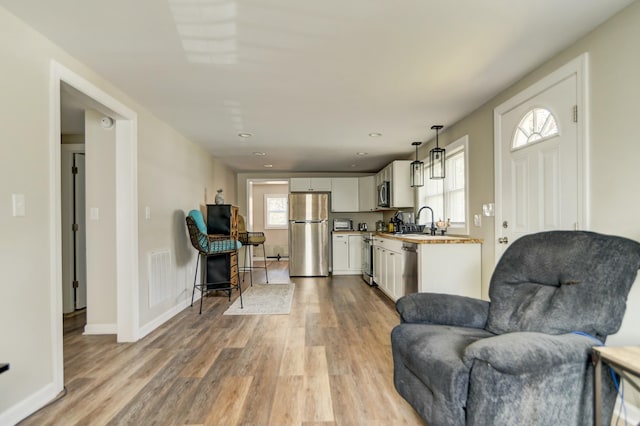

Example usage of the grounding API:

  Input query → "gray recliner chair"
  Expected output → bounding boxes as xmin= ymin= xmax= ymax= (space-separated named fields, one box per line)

xmin=391 ymin=231 xmax=640 ymax=426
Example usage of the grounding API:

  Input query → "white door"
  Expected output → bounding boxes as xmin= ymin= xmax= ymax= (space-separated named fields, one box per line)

xmin=495 ymin=56 xmax=587 ymax=261
xmin=61 ymin=146 xmax=87 ymax=313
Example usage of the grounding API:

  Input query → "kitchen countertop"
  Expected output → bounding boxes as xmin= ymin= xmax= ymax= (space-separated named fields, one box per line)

xmin=332 ymin=230 xmax=371 ymax=234
xmin=374 ymin=232 xmax=483 ymax=244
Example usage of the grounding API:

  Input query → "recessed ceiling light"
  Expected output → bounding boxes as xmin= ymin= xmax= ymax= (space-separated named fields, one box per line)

xmin=351 ymin=164 xmax=357 ymax=168
xmin=263 ymin=164 xmax=273 ymax=168
xmin=369 ymin=132 xmax=382 ymax=137
xmin=253 ymin=152 xmax=266 ymax=156
xmin=356 ymin=152 xmax=368 ymax=156
xmin=238 ymin=132 xmax=253 ymax=138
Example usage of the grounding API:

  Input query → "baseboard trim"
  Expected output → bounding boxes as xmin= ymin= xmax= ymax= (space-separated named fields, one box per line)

xmin=137 ymin=299 xmax=190 ymax=339
xmin=83 ymin=323 xmax=117 ymax=335
xmin=0 ymin=381 xmax=60 ymax=425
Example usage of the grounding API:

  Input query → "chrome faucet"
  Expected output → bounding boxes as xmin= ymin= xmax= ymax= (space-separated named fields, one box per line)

xmin=416 ymin=206 xmax=437 ymax=235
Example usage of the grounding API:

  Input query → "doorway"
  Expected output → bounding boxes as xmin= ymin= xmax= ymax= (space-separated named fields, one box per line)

xmin=49 ymin=61 xmax=140 ymax=396
xmin=247 ymin=179 xmax=290 ymax=262
xmin=494 ymin=54 xmax=589 ymax=260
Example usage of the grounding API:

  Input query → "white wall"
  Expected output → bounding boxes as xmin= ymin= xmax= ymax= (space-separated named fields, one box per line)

xmin=0 ymin=6 xmax=237 ymax=423
xmin=84 ymin=109 xmax=117 ymax=330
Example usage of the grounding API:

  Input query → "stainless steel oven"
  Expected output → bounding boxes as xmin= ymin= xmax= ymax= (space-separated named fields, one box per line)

xmin=361 ymin=233 xmax=374 ymax=285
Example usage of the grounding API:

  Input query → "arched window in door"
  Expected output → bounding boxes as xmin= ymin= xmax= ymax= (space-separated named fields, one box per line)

xmin=512 ymin=107 xmax=559 ymax=150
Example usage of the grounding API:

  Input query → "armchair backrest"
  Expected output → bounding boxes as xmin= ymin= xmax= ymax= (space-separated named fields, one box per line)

xmin=486 ymin=231 xmax=640 ymax=340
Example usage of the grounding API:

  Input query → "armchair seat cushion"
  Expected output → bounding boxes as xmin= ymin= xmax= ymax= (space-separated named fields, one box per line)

xmin=392 ymin=324 xmax=494 ymax=421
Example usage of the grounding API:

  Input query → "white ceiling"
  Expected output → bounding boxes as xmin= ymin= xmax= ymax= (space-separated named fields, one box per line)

xmin=1 ymin=0 xmax=633 ymax=172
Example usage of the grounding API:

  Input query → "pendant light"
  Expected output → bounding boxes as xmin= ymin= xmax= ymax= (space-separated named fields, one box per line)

xmin=430 ymin=125 xmax=445 ymax=179
xmin=410 ymin=141 xmax=424 ymax=187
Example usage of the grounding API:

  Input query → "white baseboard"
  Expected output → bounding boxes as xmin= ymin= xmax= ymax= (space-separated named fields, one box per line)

xmin=0 ymin=381 xmax=60 ymax=426
xmin=137 ymin=299 xmax=191 ymax=339
xmin=83 ymin=323 xmax=117 ymax=335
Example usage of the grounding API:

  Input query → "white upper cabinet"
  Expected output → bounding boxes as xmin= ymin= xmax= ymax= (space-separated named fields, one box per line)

xmin=375 ymin=160 xmax=413 ymax=208
xmin=331 ymin=177 xmax=359 ymax=212
xmin=289 ymin=177 xmax=332 ymax=192
xmin=358 ymin=175 xmax=376 ymax=212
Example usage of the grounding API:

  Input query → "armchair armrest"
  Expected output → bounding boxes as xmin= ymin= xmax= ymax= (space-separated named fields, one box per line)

xmin=463 ymin=332 xmax=595 ymax=374
xmin=396 ymin=292 xmax=489 ymax=329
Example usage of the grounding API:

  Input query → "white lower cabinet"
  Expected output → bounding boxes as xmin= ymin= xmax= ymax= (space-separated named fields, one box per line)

xmin=372 ymin=237 xmax=404 ymax=301
xmin=373 ymin=235 xmax=482 ymax=302
xmin=332 ymin=233 xmax=363 ymax=275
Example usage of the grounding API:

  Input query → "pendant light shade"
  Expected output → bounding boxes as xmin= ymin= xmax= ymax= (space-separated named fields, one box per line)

xmin=430 ymin=125 xmax=445 ymax=179
xmin=410 ymin=141 xmax=424 ymax=187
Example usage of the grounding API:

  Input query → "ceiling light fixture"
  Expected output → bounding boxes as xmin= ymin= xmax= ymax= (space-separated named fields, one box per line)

xmin=356 ymin=152 xmax=368 ymax=156
xmin=238 ymin=132 xmax=252 ymax=138
xmin=263 ymin=164 xmax=273 ymax=168
xmin=410 ymin=141 xmax=424 ymax=187
xmin=368 ymin=132 xmax=382 ymax=137
xmin=253 ymin=151 xmax=266 ymax=156
xmin=430 ymin=125 xmax=445 ymax=179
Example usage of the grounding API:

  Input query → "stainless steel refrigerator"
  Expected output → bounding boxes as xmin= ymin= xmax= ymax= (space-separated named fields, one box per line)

xmin=288 ymin=192 xmax=329 ymax=276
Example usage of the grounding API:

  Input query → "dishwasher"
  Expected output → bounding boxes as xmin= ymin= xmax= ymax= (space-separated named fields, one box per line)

xmin=401 ymin=242 xmax=418 ymax=295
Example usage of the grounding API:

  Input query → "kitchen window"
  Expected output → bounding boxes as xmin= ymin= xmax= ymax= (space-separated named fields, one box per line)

xmin=417 ymin=135 xmax=469 ymax=234
xmin=264 ymin=194 xmax=288 ymax=229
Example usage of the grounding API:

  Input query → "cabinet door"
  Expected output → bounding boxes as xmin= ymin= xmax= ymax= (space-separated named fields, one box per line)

xmin=384 ymin=250 xmax=397 ymax=298
xmin=331 ymin=178 xmax=359 ymax=212
xmin=289 ymin=178 xmax=311 ymax=192
xmin=358 ymin=176 xmax=376 ymax=211
xmin=289 ymin=178 xmax=310 ymax=192
xmin=391 ymin=249 xmax=405 ymax=300
xmin=348 ymin=235 xmax=362 ymax=270
xmin=373 ymin=246 xmax=383 ymax=285
xmin=332 ymin=234 xmax=349 ymax=272
xmin=390 ymin=160 xmax=413 ymax=208
xmin=310 ymin=177 xmax=332 ymax=191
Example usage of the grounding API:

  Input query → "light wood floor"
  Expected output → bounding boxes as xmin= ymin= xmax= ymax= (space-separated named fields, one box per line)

xmin=21 ymin=261 xmax=425 ymax=425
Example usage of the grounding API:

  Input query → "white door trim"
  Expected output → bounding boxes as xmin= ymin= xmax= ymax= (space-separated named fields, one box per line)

xmin=48 ymin=61 xmax=140 ymax=396
xmin=493 ymin=53 xmax=590 ymax=262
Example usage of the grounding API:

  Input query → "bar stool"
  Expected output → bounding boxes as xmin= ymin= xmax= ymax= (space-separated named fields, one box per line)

xmin=238 ymin=215 xmax=269 ymax=285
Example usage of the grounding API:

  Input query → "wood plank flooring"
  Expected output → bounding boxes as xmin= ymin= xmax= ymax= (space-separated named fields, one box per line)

xmin=20 ymin=261 xmax=425 ymax=425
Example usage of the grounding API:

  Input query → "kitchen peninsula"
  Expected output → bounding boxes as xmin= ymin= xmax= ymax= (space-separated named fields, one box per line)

xmin=373 ymin=233 xmax=482 ymax=302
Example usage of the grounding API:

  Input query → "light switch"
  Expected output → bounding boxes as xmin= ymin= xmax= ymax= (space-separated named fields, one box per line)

xmin=145 ymin=206 xmax=151 ymax=220
xmin=473 ymin=214 xmax=482 ymax=227
xmin=12 ymin=194 xmax=25 ymax=217
xmin=90 ymin=207 xmax=99 ymax=220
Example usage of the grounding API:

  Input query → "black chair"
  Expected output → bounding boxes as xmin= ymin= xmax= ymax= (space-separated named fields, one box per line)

xmin=186 ymin=209 xmax=242 ymax=314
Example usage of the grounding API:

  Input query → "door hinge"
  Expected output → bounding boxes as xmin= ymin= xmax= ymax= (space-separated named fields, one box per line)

xmin=72 ymin=223 xmax=79 ymax=232
xmin=72 ymin=280 xmax=79 ymax=289
xmin=572 ymin=105 xmax=578 ymax=123
xmin=72 ymin=166 xmax=78 ymax=175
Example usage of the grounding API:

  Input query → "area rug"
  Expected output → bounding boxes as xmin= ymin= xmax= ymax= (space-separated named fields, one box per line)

xmin=223 ymin=283 xmax=295 ymax=315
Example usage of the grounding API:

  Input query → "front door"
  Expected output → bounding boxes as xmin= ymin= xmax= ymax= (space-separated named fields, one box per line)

xmin=494 ymin=56 xmax=587 ymax=261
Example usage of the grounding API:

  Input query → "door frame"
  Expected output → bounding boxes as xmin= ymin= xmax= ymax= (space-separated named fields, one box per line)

xmin=49 ymin=61 xmax=140 ymax=394
xmin=493 ymin=53 xmax=590 ymax=262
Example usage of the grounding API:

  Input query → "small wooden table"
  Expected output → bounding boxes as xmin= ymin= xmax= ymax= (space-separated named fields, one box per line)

xmin=592 ymin=346 xmax=640 ymax=426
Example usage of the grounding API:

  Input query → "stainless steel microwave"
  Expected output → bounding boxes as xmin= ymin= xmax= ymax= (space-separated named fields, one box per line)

xmin=377 ymin=181 xmax=390 ymax=208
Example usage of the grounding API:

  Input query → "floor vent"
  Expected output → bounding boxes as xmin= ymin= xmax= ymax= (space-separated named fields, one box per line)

xmin=149 ymin=250 xmax=172 ymax=308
